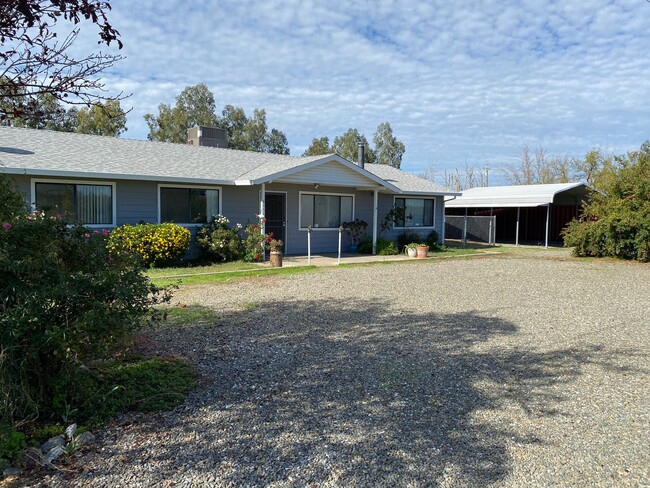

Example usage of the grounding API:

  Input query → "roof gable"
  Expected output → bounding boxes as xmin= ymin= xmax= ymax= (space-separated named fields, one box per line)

xmin=236 ymin=154 xmax=401 ymax=191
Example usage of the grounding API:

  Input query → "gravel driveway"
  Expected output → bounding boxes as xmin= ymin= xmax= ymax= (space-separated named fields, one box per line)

xmin=32 ymin=251 xmax=649 ymax=487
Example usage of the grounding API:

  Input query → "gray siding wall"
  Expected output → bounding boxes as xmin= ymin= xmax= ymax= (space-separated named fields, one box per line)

xmin=220 ymin=184 xmax=374 ymax=255
xmin=6 ymin=174 xmax=446 ymax=257
xmin=115 ymin=180 xmax=158 ymax=225
xmin=7 ymin=175 xmax=30 ymax=205
xmin=377 ymin=193 xmax=445 ymax=247
xmin=6 ymin=175 xmax=158 ymax=225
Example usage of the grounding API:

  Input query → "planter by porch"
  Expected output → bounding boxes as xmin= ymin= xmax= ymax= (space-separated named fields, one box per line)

xmin=407 ymin=247 xmax=417 ymax=258
xmin=416 ymin=245 xmax=429 ymax=259
xmin=349 ymin=244 xmax=358 ymax=254
xmin=269 ymin=250 xmax=283 ymax=267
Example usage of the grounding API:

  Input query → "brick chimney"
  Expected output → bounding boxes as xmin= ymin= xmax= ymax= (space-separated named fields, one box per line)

xmin=187 ymin=126 xmax=228 ymax=148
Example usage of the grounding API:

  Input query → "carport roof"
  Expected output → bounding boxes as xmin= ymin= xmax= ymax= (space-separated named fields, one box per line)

xmin=445 ymin=183 xmax=591 ymax=208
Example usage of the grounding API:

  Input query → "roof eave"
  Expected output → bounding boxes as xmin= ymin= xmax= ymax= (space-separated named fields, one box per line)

xmin=2 ymin=167 xmax=235 ymax=186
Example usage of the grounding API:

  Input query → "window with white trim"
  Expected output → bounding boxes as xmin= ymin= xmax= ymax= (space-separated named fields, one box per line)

xmin=395 ymin=197 xmax=435 ymax=227
xmin=300 ymin=193 xmax=353 ymax=229
xmin=34 ymin=182 xmax=113 ymax=225
xmin=160 ymin=187 xmax=219 ymax=224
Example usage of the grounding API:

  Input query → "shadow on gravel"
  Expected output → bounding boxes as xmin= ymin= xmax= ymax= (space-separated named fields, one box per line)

xmin=57 ymin=299 xmax=644 ymax=486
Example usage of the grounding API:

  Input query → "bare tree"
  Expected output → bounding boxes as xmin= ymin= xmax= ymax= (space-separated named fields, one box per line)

xmin=421 ymin=161 xmax=488 ymax=191
xmin=503 ymin=145 xmax=576 ymax=185
xmin=0 ymin=1 xmax=125 ymax=123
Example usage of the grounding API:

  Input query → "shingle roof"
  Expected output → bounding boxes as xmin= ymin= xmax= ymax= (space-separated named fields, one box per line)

xmin=0 ymin=127 xmax=457 ymax=195
xmin=364 ymin=163 xmax=458 ymax=195
xmin=0 ymin=126 xmax=323 ymax=184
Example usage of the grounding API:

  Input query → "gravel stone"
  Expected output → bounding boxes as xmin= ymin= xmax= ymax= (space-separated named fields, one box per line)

xmin=26 ymin=250 xmax=650 ymax=487
xmin=40 ymin=436 xmax=65 ymax=453
xmin=23 ymin=447 xmax=43 ymax=468
xmin=44 ymin=446 xmax=65 ymax=464
xmin=75 ymin=431 xmax=96 ymax=447
xmin=3 ymin=467 xmax=21 ymax=477
xmin=65 ymin=423 xmax=78 ymax=440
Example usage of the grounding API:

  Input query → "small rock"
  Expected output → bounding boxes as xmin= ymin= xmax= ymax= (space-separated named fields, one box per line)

xmin=65 ymin=423 xmax=78 ymax=440
xmin=44 ymin=445 xmax=65 ymax=464
xmin=40 ymin=435 xmax=65 ymax=453
xmin=23 ymin=447 xmax=43 ymax=468
xmin=75 ymin=431 xmax=96 ymax=447
xmin=3 ymin=467 xmax=21 ymax=477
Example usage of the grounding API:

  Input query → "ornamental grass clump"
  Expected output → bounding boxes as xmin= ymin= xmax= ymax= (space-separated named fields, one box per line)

xmin=107 ymin=222 xmax=191 ymax=267
xmin=196 ymin=214 xmax=244 ymax=262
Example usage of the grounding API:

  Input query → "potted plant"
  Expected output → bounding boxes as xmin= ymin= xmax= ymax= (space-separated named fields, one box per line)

xmin=404 ymin=242 xmax=418 ymax=258
xmin=342 ymin=219 xmax=368 ymax=254
xmin=268 ymin=239 xmax=284 ymax=267
xmin=415 ymin=243 xmax=429 ymax=259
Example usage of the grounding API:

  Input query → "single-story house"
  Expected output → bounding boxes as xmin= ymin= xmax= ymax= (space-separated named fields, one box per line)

xmin=445 ymin=183 xmax=592 ymax=247
xmin=0 ymin=126 xmax=458 ymax=255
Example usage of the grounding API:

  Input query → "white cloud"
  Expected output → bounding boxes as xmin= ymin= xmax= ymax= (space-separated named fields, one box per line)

xmin=78 ymin=0 xmax=650 ymax=179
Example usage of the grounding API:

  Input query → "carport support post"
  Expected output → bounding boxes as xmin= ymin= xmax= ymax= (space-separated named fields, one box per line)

xmin=462 ymin=208 xmax=468 ymax=248
xmin=372 ymin=189 xmax=378 ymax=255
xmin=545 ymin=204 xmax=550 ymax=249
xmin=338 ymin=226 xmax=342 ymax=265
xmin=515 ymin=207 xmax=520 ymax=246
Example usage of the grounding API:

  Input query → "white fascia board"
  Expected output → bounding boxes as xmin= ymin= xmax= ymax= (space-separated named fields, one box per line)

xmin=2 ymin=167 xmax=235 ymax=186
xmin=234 ymin=179 xmax=252 ymax=186
xmin=398 ymin=190 xmax=462 ymax=197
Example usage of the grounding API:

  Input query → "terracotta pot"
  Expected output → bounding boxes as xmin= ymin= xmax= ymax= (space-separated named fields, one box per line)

xmin=416 ymin=245 xmax=429 ymax=259
xmin=270 ymin=251 xmax=283 ymax=267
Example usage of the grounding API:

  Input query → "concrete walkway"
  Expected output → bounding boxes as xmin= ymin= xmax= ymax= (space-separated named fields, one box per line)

xmin=281 ymin=252 xmax=434 ymax=267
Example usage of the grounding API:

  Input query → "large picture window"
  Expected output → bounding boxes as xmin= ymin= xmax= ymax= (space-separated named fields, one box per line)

xmin=34 ymin=181 xmax=113 ymax=225
xmin=395 ymin=197 xmax=434 ymax=228
xmin=300 ymin=193 xmax=353 ymax=229
xmin=160 ymin=187 xmax=219 ymax=224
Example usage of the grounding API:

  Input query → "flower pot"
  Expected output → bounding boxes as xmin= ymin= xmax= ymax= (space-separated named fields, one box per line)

xmin=349 ymin=244 xmax=358 ymax=254
xmin=416 ymin=245 xmax=429 ymax=259
xmin=270 ymin=250 xmax=283 ymax=267
xmin=407 ymin=247 xmax=417 ymax=258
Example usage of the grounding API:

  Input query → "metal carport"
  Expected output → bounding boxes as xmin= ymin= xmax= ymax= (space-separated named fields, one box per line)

xmin=445 ymin=183 xmax=592 ymax=247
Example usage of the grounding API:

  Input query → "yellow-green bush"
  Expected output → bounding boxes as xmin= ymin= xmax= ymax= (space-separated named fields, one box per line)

xmin=108 ymin=223 xmax=191 ymax=267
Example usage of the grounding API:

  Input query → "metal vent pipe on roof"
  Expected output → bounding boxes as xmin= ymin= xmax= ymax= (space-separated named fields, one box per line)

xmin=358 ymin=143 xmax=365 ymax=169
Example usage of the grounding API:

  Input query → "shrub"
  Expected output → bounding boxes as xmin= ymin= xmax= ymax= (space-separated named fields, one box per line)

xmin=342 ymin=219 xmax=368 ymax=245
xmin=376 ymin=238 xmax=399 ymax=255
xmin=0 ymin=213 xmax=171 ymax=439
xmin=196 ymin=215 xmax=244 ymax=262
xmin=0 ymin=174 xmax=25 ymax=221
xmin=397 ymin=231 xmax=422 ymax=250
xmin=243 ymin=215 xmax=271 ymax=262
xmin=426 ymin=230 xmax=440 ymax=250
xmin=563 ymin=141 xmax=650 ymax=262
xmin=107 ymin=222 xmax=191 ymax=267
xmin=357 ymin=236 xmax=373 ymax=254
xmin=0 ymin=430 xmax=26 ymax=462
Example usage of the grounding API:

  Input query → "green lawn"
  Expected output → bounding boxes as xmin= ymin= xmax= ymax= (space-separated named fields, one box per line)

xmin=148 ymin=264 xmax=318 ymax=287
xmin=146 ymin=261 xmax=260 ymax=278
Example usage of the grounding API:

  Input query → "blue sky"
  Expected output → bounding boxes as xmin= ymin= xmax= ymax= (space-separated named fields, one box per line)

xmin=82 ymin=0 xmax=650 ymax=178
